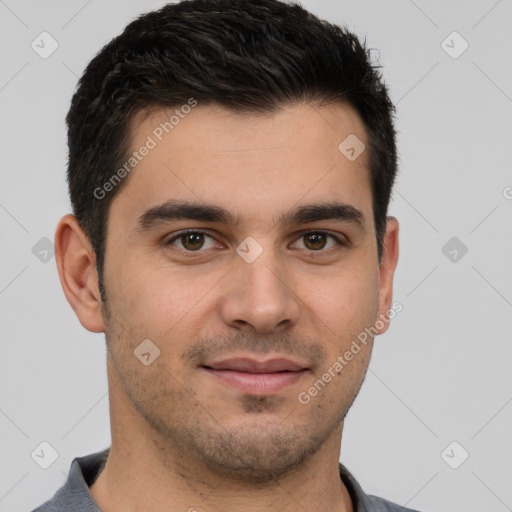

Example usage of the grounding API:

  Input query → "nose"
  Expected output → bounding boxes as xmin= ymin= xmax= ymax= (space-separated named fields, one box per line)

xmin=218 ymin=244 xmax=301 ymax=334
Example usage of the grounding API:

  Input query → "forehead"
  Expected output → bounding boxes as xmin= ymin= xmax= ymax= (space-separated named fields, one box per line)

xmin=112 ymin=102 xmax=373 ymax=228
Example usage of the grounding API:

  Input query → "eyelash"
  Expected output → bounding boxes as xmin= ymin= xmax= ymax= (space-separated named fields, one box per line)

xmin=165 ymin=229 xmax=347 ymax=256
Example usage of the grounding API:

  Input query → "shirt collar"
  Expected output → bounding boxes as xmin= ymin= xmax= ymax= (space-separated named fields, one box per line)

xmin=45 ymin=448 xmax=378 ymax=511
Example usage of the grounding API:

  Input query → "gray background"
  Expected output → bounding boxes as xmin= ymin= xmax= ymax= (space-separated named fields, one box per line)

xmin=1 ymin=0 xmax=511 ymax=510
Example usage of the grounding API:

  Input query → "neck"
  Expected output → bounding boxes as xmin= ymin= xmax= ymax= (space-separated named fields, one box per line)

xmin=91 ymin=440 xmax=353 ymax=512
xmin=90 ymin=370 xmax=353 ymax=512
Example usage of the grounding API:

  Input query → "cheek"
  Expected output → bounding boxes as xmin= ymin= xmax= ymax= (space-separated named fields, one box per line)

xmin=107 ymin=256 xmax=224 ymax=342
xmin=303 ymin=265 xmax=380 ymax=337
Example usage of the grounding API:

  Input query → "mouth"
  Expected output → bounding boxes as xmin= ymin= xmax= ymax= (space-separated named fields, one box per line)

xmin=200 ymin=356 xmax=310 ymax=395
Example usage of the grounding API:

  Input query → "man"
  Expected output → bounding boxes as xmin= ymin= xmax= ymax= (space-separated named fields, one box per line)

xmin=33 ymin=0 xmax=414 ymax=510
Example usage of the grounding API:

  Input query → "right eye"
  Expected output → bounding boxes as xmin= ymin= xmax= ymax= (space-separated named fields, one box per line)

xmin=165 ymin=230 xmax=219 ymax=252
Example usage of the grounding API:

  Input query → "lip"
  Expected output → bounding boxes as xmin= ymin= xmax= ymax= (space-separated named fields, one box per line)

xmin=205 ymin=357 xmax=306 ymax=373
xmin=201 ymin=356 xmax=309 ymax=395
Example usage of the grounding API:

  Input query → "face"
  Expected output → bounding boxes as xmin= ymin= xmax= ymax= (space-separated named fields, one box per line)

xmin=98 ymin=102 xmax=397 ymax=482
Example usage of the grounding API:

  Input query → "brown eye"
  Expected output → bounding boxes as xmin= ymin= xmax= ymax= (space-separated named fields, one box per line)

xmin=303 ymin=232 xmax=328 ymax=250
xmin=292 ymin=231 xmax=343 ymax=252
xmin=167 ymin=231 xmax=217 ymax=252
xmin=181 ymin=232 xmax=205 ymax=250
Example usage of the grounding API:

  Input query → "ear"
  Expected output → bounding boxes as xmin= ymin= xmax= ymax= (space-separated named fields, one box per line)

xmin=55 ymin=214 xmax=105 ymax=333
xmin=375 ymin=217 xmax=399 ymax=335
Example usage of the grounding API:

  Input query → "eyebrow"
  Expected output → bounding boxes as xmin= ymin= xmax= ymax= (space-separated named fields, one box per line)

xmin=136 ymin=199 xmax=365 ymax=232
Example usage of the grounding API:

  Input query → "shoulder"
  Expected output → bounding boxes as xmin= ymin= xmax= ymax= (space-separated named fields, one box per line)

xmin=31 ymin=502 xmax=60 ymax=512
xmin=366 ymin=493 xmax=421 ymax=512
xmin=29 ymin=448 xmax=109 ymax=512
xmin=338 ymin=462 xmax=422 ymax=512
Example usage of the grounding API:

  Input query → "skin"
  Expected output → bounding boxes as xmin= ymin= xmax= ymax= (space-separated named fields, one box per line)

xmin=55 ymin=101 xmax=399 ymax=512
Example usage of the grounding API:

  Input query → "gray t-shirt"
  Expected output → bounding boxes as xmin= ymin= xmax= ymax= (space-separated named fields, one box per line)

xmin=31 ymin=448 xmax=420 ymax=512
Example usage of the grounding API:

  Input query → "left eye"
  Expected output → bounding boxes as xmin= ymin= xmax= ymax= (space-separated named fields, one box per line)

xmin=291 ymin=232 xmax=341 ymax=251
